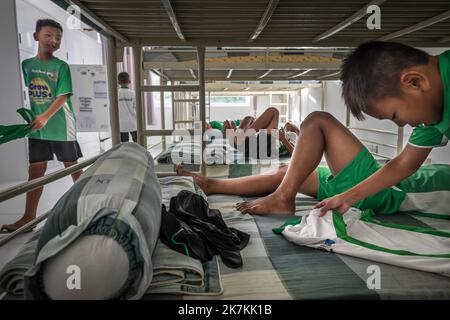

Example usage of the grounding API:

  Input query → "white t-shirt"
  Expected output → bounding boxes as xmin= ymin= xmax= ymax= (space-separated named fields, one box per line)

xmin=285 ymin=131 xmax=297 ymax=146
xmin=118 ymin=87 xmax=137 ymax=132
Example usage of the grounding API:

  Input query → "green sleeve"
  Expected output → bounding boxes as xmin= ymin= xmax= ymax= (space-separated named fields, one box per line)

xmin=56 ymin=62 xmax=73 ymax=97
xmin=21 ymin=60 xmax=29 ymax=86
xmin=408 ymin=125 xmax=447 ymax=148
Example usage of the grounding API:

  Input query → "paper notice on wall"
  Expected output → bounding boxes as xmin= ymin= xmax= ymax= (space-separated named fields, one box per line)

xmin=70 ymin=65 xmax=110 ymax=132
xmin=93 ymin=80 xmax=107 ymax=99
xmin=79 ymin=96 xmax=93 ymax=112
xmin=78 ymin=113 xmax=97 ymax=130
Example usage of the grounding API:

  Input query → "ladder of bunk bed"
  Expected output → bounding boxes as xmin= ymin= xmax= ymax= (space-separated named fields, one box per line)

xmin=133 ymin=46 xmax=207 ymax=177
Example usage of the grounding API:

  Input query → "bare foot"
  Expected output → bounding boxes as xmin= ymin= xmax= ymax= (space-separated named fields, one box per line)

xmin=1 ymin=215 xmax=36 ymax=232
xmin=175 ymin=165 xmax=211 ymax=194
xmin=236 ymin=193 xmax=295 ymax=215
xmin=223 ymin=120 xmax=232 ymax=131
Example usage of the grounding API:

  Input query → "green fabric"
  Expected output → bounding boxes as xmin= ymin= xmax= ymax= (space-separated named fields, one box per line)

xmin=209 ymin=120 xmax=241 ymax=132
xmin=359 ymin=210 xmax=450 ymax=238
xmin=408 ymin=50 xmax=450 ymax=148
xmin=278 ymin=143 xmax=288 ymax=156
xmin=0 ymin=108 xmax=35 ymax=144
xmin=209 ymin=121 xmax=223 ymax=132
xmin=272 ymin=217 xmax=301 ymax=234
xmin=317 ymin=148 xmax=450 ymax=214
xmin=274 ymin=209 xmax=450 ymax=257
xmin=332 ymin=210 xmax=450 ymax=258
xmin=316 ymin=148 xmax=406 ymax=214
xmin=408 ymin=211 xmax=450 ymax=220
xmin=396 ymin=164 xmax=450 ymax=192
xmin=22 ymin=57 xmax=76 ymax=141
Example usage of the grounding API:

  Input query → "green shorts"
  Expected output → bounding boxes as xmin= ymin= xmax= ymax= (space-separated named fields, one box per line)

xmin=316 ymin=147 xmax=405 ymax=214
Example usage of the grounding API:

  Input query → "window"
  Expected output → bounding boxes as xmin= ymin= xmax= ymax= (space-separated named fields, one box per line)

xmin=211 ymin=96 xmax=251 ymax=107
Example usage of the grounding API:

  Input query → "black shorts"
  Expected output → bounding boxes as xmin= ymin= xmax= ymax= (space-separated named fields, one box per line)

xmin=28 ymin=138 xmax=83 ymax=163
xmin=120 ymin=131 xmax=137 ymax=143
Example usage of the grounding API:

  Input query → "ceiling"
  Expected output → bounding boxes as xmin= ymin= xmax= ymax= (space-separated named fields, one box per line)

xmin=53 ymin=1 xmax=450 ymax=81
xmin=59 ymin=0 xmax=450 ymax=47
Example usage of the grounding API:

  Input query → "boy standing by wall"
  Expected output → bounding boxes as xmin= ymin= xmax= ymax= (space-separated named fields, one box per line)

xmin=117 ymin=72 xmax=137 ymax=143
xmin=1 ymin=19 xmax=82 ymax=232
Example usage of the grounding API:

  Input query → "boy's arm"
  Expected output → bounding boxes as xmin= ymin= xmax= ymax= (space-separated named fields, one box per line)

xmin=31 ymin=94 xmax=68 ymax=130
xmin=279 ymin=129 xmax=295 ymax=155
xmin=316 ymin=144 xmax=431 ymax=215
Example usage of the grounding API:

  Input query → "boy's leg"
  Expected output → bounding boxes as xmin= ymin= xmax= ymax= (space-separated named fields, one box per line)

xmin=120 ymin=132 xmax=129 ymax=142
xmin=238 ymin=116 xmax=255 ymax=130
xmin=176 ymin=164 xmax=318 ymax=197
xmin=1 ymin=161 xmax=47 ymax=230
xmin=56 ymin=141 xmax=83 ymax=183
xmin=248 ymin=107 xmax=279 ymax=132
xmin=64 ymin=161 xmax=82 ymax=182
xmin=230 ymin=108 xmax=279 ymax=150
xmin=238 ymin=111 xmax=364 ymax=215
xmin=284 ymin=122 xmax=300 ymax=135
xmin=131 ymin=131 xmax=137 ymax=143
xmin=223 ymin=120 xmax=233 ymax=131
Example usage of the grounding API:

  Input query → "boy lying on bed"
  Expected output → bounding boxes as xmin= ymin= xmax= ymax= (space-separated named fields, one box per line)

xmin=177 ymin=41 xmax=450 ymax=218
xmin=215 ymin=108 xmax=300 ymax=157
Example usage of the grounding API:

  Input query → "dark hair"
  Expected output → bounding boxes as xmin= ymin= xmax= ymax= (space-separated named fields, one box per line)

xmin=36 ymin=19 xmax=63 ymax=33
xmin=118 ymin=72 xmax=130 ymax=83
xmin=340 ymin=41 xmax=429 ymax=120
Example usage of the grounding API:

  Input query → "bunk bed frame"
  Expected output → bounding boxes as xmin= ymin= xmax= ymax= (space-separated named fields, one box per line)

xmin=1 ymin=0 xmax=450 ymax=299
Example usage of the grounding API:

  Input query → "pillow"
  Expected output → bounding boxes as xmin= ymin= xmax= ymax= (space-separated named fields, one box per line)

xmin=24 ymin=142 xmax=162 ymax=300
xmin=43 ymin=235 xmax=129 ymax=300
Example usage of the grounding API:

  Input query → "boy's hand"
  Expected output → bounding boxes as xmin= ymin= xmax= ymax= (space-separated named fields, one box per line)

xmin=31 ymin=114 xmax=49 ymax=130
xmin=278 ymin=128 xmax=288 ymax=143
xmin=315 ymin=193 xmax=356 ymax=217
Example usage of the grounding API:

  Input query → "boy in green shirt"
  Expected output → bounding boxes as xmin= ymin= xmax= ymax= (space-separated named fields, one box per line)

xmin=1 ymin=19 xmax=83 ymax=232
xmin=177 ymin=42 xmax=449 ymax=218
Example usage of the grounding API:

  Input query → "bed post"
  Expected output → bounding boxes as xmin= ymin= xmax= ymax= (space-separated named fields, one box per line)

xmin=106 ymin=35 xmax=120 ymax=146
xmin=345 ymin=107 xmax=350 ymax=127
xmin=197 ymin=46 xmax=206 ymax=175
xmin=160 ymin=78 xmax=167 ymax=150
xmin=132 ymin=46 xmax=144 ymax=146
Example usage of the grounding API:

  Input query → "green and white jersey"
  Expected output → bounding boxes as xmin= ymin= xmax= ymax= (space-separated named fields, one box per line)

xmin=22 ymin=56 xmax=77 ymax=141
xmin=276 ymin=208 xmax=450 ymax=277
xmin=408 ymin=50 xmax=450 ymax=148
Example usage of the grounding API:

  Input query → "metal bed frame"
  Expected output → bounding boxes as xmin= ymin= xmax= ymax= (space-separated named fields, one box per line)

xmin=4 ymin=0 xmax=435 ymax=246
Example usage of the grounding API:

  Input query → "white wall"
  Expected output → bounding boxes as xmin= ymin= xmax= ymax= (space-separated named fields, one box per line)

xmin=300 ymin=87 xmax=322 ymax=121
xmin=210 ymin=102 xmax=254 ymax=123
xmin=0 ymin=0 xmax=28 ymax=181
xmin=323 ymin=80 xmax=346 ymax=124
